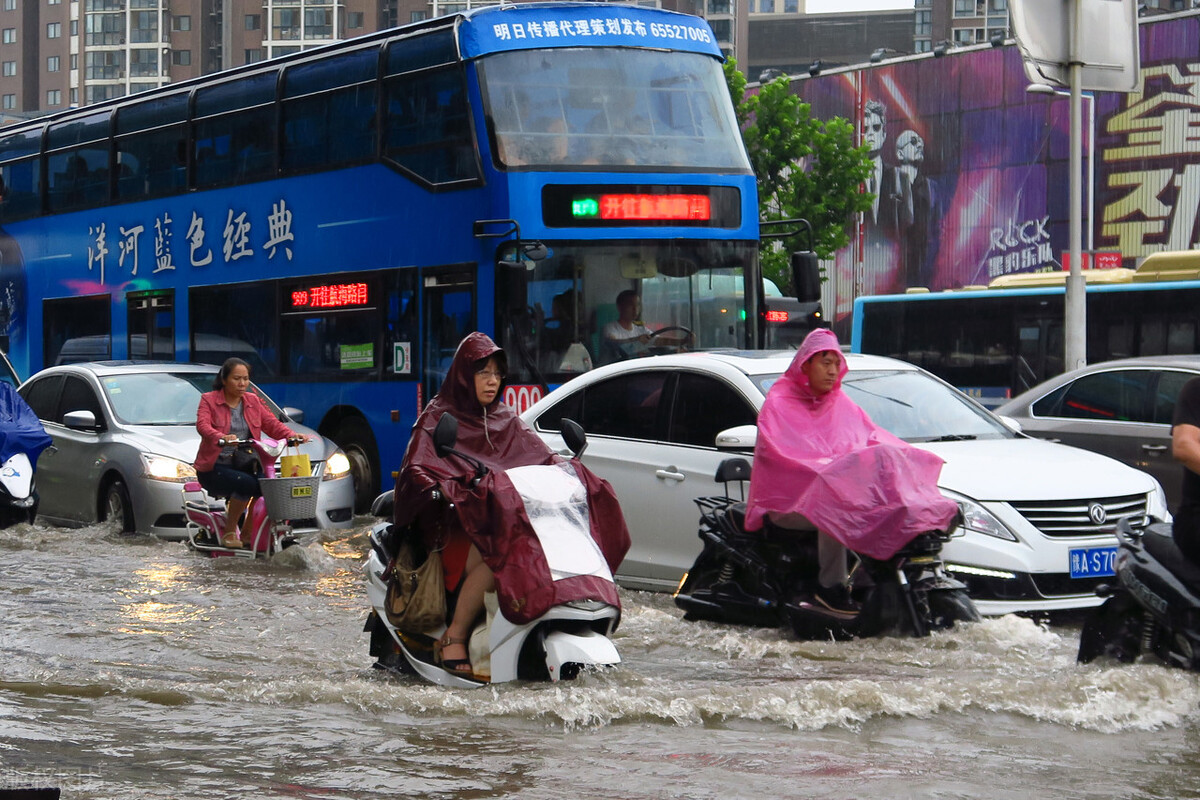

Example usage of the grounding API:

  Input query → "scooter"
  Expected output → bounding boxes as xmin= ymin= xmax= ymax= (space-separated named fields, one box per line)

xmin=1077 ymin=516 xmax=1200 ymax=669
xmin=673 ymin=457 xmax=980 ymax=640
xmin=184 ymin=435 xmax=315 ymax=558
xmin=0 ymin=383 xmax=52 ymax=528
xmin=362 ymin=415 xmax=622 ymax=686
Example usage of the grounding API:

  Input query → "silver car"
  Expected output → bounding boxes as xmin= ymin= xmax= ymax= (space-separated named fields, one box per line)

xmin=19 ymin=362 xmax=356 ymax=538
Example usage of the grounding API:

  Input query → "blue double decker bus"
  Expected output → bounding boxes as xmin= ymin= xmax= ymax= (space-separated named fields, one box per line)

xmin=0 ymin=3 xmax=760 ymax=509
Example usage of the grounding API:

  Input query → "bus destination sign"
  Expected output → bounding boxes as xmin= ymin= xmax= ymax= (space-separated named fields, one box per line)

xmin=571 ymin=193 xmax=712 ymax=222
xmin=290 ymin=282 xmax=369 ymax=310
xmin=543 ymin=184 xmax=740 ymax=228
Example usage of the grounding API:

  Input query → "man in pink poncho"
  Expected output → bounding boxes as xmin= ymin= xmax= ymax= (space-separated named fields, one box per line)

xmin=745 ymin=328 xmax=959 ymax=614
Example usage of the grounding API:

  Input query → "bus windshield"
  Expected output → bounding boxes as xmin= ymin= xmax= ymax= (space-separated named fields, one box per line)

xmin=479 ymin=48 xmax=749 ymax=171
xmin=496 ymin=239 xmax=756 ymax=387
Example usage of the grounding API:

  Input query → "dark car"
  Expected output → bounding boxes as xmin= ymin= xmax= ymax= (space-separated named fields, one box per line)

xmin=996 ymin=355 xmax=1200 ymax=511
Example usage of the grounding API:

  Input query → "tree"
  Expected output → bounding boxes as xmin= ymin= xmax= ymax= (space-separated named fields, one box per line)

xmin=725 ymin=59 xmax=874 ymax=295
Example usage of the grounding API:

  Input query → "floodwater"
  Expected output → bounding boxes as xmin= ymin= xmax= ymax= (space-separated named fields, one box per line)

xmin=3 ymin=521 xmax=1200 ymax=800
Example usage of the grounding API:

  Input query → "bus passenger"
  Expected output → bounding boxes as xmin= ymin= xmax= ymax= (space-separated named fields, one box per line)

xmin=194 ymin=357 xmax=309 ymax=549
xmin=393 ymin=332 xmax=561 ymax=678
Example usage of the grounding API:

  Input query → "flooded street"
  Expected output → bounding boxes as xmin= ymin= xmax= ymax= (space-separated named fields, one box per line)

xmin=4 ymin=521 xmax=1200 ymax=799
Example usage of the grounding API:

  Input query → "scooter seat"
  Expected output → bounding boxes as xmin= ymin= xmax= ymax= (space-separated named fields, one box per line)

xmin=1142 ymin=523 xmax=1200 ymax=590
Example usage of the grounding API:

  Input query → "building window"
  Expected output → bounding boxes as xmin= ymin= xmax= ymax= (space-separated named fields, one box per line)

xmin=708 ymin=0 xmax=731 ymax=13
xmin=348 ymin=12 xmax=364 ymax=29
xmin=305 ymin=8 xmax=333 ymax=39
xmin=2 ymin=29 xmax=14 ymax=44
xmin=47 ymin=22 xmax=61 ymax=38
xmin=172 ymin=50 xmax=191 ymax=66
xmin=70 ymin=54 xmax=78 ymax=70
xmin=70 ymin=88 xmax=78 ymax=104
xmin=784 ymin=0 xmax=798 ymax=11
xmin=2 ymin=95 xmax=14 ymax=109
xmin=173 ymin=16 xmax=191 ymax=32
xmin=954 ymin=0 xmax=975 ymax=15
xmin=410 ymin=11 xmax=427 ymax=23
xmin=245 ymin=49 xmax=264 ymax=64
xmin=47 ymin=89 xmax=62 ymax=106
xmin=2 ymin=0 xmax=14 ymax=10
xmin=953 ymin=27 xmax=980 ymax=44
xmin=245 ymin=14 xmax=261 ymax=31
xmin=70 ymin=20 xmax=78 ymax=36
xmin=916 ymin=9 xmax=932 ymax=35
xmin=710 ymin=18 xmax=731 ymax=40
xmin=914 ymin=39 xmax=932 ymax=53
xmin=989 ymin=0 xmax=1007 ymax=9
xmin=47 ymin=55 xmax=60 ymax=72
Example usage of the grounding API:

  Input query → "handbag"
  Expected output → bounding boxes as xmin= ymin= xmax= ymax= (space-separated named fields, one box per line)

xmin=280 ymin=443 xmax=311 ymax=478
xmin=385 ymin=539 xmax=446 ymax=634
xmin=229 ymin=445 xmax=259 ymax=474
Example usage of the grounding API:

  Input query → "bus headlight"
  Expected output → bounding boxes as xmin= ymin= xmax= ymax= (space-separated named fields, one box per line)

xmin=143 ymin=454 xmax=197 ymax=483
xmin=324 ymin=451 xmax=352 ymax=480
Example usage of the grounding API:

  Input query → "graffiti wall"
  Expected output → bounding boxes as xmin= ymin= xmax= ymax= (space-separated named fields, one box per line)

xmin=793 ymin=10 xmax=1200 ymax=329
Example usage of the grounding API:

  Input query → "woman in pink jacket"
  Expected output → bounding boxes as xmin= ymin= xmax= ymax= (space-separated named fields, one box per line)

xmin=195 ymin=357 xmax=307 ymax=548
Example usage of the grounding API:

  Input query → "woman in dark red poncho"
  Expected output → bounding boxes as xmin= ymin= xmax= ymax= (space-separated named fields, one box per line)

xmin=393 ymin=332 xmax=561 ymax=677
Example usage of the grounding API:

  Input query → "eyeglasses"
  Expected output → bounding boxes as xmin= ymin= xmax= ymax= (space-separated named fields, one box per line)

xmin=475 ymin=369 xmax=505 ymax=381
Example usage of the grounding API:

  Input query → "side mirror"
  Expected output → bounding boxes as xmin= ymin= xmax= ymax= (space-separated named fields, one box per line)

xmin=63 ymin=409 xmax=98 ymax=430
xmin=282 ymin=406 xmax=305 ymax=424
xmin=433 ymin=413 xmax=459 ymax=458
xmin=370 ymin=489 xmax=395 ymax=519
xmin=715 ymin=424 xmax=757 ymax=451
xmin=560 ymin=417 xmax=587 ymax=459
xmin=997 ymin=415 xmax=1022 ymax=433
xmin=791 ymin=251 xmax=821 ymax=303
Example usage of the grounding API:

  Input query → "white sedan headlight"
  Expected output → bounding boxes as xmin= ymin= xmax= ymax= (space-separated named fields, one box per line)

xmin=142 ymin=454 xmax=197 ymax=483
xmin=1147 ymin=481 xmax=1171 ymax=522
xmin=942 ymin=490 xmax=1018 ymax=542
xmin=323 ymin=450 xmax=351 ymax=481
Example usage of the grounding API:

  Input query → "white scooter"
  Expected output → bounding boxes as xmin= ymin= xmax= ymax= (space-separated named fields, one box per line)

xmin=0 ymin=383 xmax=52 ymax=528
xmin=363 ymin=416 xmax=622 ymax=687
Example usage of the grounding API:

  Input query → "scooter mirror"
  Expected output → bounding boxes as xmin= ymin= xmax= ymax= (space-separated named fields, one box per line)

xmin=560 ymin=418 xmax=587 ymax=458
xmin=433 ymin=413 xmax=459 ymax=459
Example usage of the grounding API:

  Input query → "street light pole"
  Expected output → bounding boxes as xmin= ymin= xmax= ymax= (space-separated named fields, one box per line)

xmin=1065 ymin=0 xmax=1086 ymax=372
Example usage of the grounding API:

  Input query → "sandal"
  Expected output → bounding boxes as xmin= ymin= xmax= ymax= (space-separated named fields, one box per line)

xmin=434 ymin=635 xmax=473 ymax=676
xmin=221 ymin=533 xmax=244 ymax=549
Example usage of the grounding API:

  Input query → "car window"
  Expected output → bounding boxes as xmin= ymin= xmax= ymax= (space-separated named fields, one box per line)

xmin=580 ymin=371 xmax=670 ymax=440
xmin=59 ymin=375 xmax=105 ymax=429
xmin=669 ymin=372 xmax=756 ymax=447
xmin=103 ymin=372 xmax=208 ymax=425
xmin=532 ymin=387 xmax=584 ymax=435
xmin=1154 ymin=370 xmax=1196 ymax=425
xmin=21 ymin=375 xmax=64 ymax=421
xmin=842 ymin=370 xmax=1010 ymax=441
xmin=1035 ymin=370 xmax=1153 ymax=422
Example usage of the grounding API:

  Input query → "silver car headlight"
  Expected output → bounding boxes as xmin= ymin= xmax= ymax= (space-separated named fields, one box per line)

xmin=323 ymin=450 xmax=352 ymax=481
xmin=143 ymin=454 xmax=197 ymax=483
xmin=942 ymin=490 xmax=1018 ymax=542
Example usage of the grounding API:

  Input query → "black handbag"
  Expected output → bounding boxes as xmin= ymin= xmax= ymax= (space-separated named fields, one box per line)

xmin=229 ymin=445 xmax=259 ymax=474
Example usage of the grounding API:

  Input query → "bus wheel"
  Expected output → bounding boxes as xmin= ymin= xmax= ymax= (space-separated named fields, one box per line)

xmin=334 ymin=418 xmax=379 ymax=513
xmin=101 ymin=477 xmax=135 ymax=534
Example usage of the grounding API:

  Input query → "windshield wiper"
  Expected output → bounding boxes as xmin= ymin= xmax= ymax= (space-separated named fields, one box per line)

xmin=925 ymin=434 xmax=978 ymax=442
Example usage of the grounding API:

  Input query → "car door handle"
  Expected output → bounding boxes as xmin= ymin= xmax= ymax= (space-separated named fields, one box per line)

xmin=655 ymin=468 xmax=686 ymax=481
xmin=1141 ymin=444 xmax=1169 ymax=454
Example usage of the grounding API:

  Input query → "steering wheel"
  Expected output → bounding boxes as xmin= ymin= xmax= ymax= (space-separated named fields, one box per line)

xmin=649 ymin=326 xmax=694 ymax=340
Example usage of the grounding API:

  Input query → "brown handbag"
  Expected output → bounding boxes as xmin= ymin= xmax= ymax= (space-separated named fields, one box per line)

xmin=385 ymin=540 xmax=446 ymax=634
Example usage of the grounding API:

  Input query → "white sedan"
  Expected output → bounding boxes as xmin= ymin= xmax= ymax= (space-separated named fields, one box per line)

xmin=520 ymin=350 xmax=1170 ymax=616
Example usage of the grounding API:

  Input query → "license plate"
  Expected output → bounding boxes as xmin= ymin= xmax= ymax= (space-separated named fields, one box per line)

xmin=1069 ymin=546 xmax=1118 ymax=578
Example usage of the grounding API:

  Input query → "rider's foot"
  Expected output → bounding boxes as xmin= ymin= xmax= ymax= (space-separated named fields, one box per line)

xmin=221 ymin=532 xmax=244 ymax=549
xmin=435 ymin=635 xmax=473 ymax=676
xmin=813 ymin=584 xmax=859 ymax=616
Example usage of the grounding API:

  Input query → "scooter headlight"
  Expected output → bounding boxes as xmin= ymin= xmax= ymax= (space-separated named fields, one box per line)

xmin=942 ymin=491 xmax=1018 ymax=542
xmin=143 ymin=454 xmax=197 ymax=482
xmin=323 ymin=450 xmax=352 ymax=481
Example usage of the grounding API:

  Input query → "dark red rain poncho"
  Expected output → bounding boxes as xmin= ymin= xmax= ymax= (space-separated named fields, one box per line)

xmin=393 ymin=332 xmax=630 ymax=625
xmin=744 ymin=328 xmax=958 ymax=560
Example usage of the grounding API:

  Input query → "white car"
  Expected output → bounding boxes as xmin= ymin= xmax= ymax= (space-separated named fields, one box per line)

xmin=520 ymin=350 xmax=1170 ymax=616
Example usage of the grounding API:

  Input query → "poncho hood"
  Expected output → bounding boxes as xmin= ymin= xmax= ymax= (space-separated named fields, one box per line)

xmin=745 ymin=328 xmax=957 ymax=559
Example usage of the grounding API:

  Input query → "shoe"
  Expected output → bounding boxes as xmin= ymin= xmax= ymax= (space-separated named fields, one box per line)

xmin=434 ymin=635 xmax=474 ymax=677
xmin=812 ymin=584 xmax=860 ymax=616
xmin=221 ymin=533 xmax=244 ymax=549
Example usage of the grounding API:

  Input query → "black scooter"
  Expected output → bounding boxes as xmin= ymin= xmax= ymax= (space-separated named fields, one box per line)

xmin=673 ymin=458 xmax=980 ymax=640
xmin=1077 ymin=517 xmax=1200 ymax=669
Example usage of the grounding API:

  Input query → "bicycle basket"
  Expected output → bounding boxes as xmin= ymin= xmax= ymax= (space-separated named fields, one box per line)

xmin=258 ymin=476 xmax=320 ymax=520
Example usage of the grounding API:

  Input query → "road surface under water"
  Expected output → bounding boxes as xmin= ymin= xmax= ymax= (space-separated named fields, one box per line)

xmin=2 ymin=521 xmax=1199 ymax=799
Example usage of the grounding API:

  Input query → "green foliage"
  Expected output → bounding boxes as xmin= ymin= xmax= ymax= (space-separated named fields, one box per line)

xmin=724 ymin=59 xmax=874 ymax=294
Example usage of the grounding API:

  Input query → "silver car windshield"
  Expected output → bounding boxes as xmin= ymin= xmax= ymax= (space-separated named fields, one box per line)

xmin=101 ymin=373 xmax=283 ymax=426
xmin=755 ymin=369 xmax=1011 ymax=442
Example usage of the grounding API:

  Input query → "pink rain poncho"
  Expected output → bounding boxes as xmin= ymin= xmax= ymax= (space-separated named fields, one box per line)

xmin=744 ymin=328 xmax=958 ymax=560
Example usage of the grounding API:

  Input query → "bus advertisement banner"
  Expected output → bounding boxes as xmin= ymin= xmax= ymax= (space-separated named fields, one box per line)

xmin=458 ymin=5 xmax=722 ymax=59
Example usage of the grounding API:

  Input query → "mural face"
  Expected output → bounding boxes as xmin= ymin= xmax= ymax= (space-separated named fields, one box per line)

xmin=792 ymin=13 xmax=1200 ymax=327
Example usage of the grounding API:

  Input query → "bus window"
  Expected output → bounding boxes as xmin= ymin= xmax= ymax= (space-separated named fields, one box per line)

xmin=44 ymin=295 xmax=112 ymax=366
xmin=281 ymin=49 xmax=379 ymax=171
xmin=115 ymin=92 xmax=189 ymax=200
xmin=127 ymin=290 xmax=175 ymax=361
xmin=382 ymin=69 xmax=478 ymax=184
xmin=193 ymin=72 xmax=278 ymax=188
xmin=188 ymin=282 xmax=278 ymax=374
